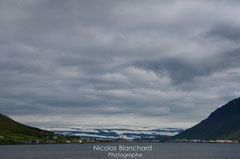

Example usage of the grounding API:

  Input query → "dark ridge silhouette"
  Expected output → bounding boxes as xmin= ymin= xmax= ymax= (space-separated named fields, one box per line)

xmin=175 ymin=97 xmax=240 ymax=140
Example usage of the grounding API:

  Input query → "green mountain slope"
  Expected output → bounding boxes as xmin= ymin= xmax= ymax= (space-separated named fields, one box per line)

xmin=0 ymin=113 xmax=54 ymax=144
xmin=175 ymin=97 xmax=240 ymax=140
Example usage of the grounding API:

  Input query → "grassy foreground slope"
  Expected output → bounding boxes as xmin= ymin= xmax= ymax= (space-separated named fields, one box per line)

xmin=0 ymin=113 xmax=55 ymax=144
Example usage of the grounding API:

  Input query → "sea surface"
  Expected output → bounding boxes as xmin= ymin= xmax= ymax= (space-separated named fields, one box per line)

xmin=0 ymin=143 xmax=240 ymax=159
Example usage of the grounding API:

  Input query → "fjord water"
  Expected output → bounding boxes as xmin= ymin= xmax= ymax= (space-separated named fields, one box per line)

xmin=0 ymin=143 xmax=240 ymax=159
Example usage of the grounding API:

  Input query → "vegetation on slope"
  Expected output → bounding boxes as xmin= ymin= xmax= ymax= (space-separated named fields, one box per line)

xmin=0 ymin=113 xmax=86 ymax=144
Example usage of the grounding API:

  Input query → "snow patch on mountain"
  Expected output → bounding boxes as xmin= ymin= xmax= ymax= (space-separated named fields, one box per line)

xmin=39 ymin=126 xmax=183 ymax=139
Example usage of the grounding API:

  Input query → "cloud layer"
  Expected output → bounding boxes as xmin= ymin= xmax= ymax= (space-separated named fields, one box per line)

xmin=1 ymin=0 xmax=240 ymax=128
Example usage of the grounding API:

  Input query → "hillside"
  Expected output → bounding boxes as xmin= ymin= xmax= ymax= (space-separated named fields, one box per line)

xmin=0 ymin=113 xmax=55 ymax=144
xmin=175 ymin=97 xmax=240 ymax=140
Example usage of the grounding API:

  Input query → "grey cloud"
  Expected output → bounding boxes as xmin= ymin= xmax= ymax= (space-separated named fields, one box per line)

xmin=208 ymin=24 xmax=240 ymax=41
xmin=133 ymin=47 xmax=240 ymax=85
xmin=0 ymin=0 xmax=240 ymax=128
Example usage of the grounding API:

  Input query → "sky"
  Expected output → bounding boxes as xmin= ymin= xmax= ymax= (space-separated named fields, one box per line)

xmin=1 ymin=0 xmax=240 ymax=128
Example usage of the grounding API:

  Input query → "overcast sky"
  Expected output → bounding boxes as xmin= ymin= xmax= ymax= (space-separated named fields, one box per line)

xmin=1 ymin=0 xmax=240 ymax=128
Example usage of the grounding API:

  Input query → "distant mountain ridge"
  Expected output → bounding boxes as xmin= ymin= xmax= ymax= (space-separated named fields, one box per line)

xmin=0 ymin=113 xmax=182 ymax=144
xmin=176 ymin=97 xmax=240 ymax=140
xmin=41 ymin=126 xmax=183 ymax=139
xmin=2 ymin=97 xmax=240 ymax=143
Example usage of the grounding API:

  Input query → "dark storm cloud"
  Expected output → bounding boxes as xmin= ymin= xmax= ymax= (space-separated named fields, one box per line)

xmin=1 ymin=0 xmax=240 ymax=128
xmin=134 ymin=48 xmax=240 ymax=84
xmin=208 ymin=24 xmax=240 ymax=41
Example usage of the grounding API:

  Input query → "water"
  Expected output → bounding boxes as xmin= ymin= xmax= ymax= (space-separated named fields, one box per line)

xmin=0 ymin=143 xmax=240 ymax=159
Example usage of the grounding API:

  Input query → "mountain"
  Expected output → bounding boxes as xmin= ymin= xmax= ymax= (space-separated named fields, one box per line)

xmin=175 ymin=97 xmax=240 ymax=140
xmin=0 ymin=113 xmax=182 ymax=144
xmin=40 ymin=126 xmax=183 ymax=140
xmin=0 ymin=113 xmax=54 ymax=144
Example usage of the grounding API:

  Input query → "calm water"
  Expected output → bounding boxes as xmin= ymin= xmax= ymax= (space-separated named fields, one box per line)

xmin=0 ymin=143 xmax=240 ymax=159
